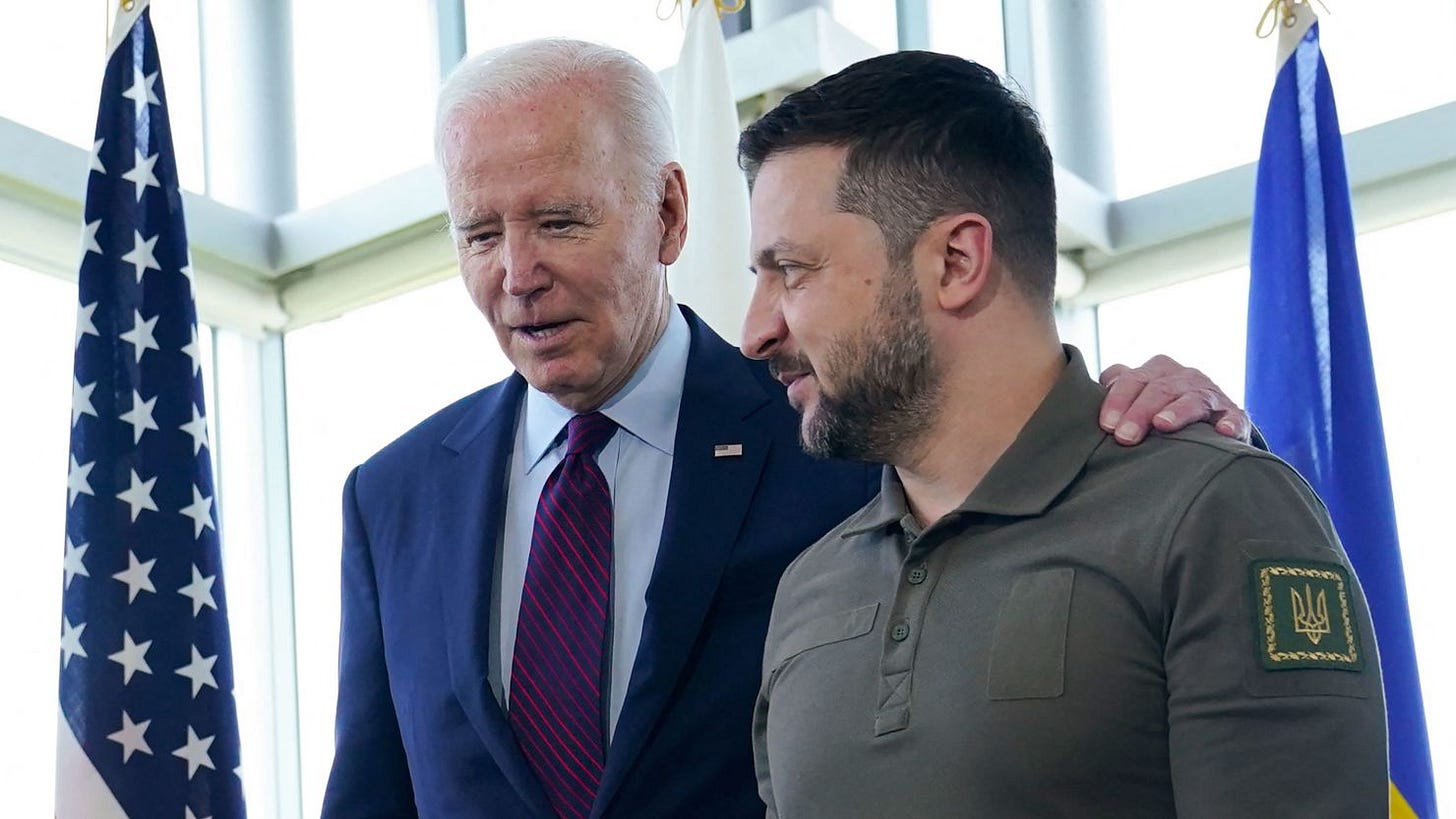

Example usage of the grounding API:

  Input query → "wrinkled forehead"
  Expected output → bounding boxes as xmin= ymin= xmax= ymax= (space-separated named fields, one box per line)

xmin=441 ymin=78 xmax=619 ymax=167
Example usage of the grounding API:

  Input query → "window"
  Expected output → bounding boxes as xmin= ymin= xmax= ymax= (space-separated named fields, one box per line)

xmin=285 ymin=276 xmax=512 ymax=818
xmin=1097 ymin=209 xmax=1456 ymax=815
xmin=0 ymin=264 xmax=79 ymax=817
xmin=926 ymin=0 xmax=1005 ymax=75
xmin=291 ymin=0 xmax=438 ymax=207
xmin=0 ymin=2 xmax=205 ymax=192
xmin=465 ymin=0 xmax=688 ymax=72
xmin=1104 ymin=1 xmax=1456 ymax=197
xmin=828 ymin=0 xmax=898 ymax=55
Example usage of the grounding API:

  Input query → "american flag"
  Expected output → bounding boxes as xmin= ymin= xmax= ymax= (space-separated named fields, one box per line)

xmin=57 ymin=3 xmax=246 ymax=817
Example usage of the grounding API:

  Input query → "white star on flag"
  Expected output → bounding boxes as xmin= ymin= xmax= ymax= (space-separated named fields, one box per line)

xmin=112 ymin=550 xmax=157 ymax=602
xmin=75 ymin=301 xmax=99 ymax=348
xmin=120 ymin=229 xmax=162 ymax=283
xmin=119 ymin=309 xmax=161 ymax=363
xmin=178 ymin=565 xmax=218 ymax=616
xmin=121 ymin=149 xmax=161 ymax=202
xmin=180 ymin=403 xmax=210 ymax=455
xmin=107 ymin=711 xmax=153 ymax=763
xmin=108 ymin=630 xmax=154 ymax=684
xmin=63 ymin=536 xmax=90 ymax=589
xmin=72 ymin=378 xmax=98 ymax=426
xmin=82 ymin=219 xmax=103 ymax=257
xmin=116 ymin=469 xmax=160 ymax=522
xmin=180 ymin=325 xmax=203 ymax=378
xmin=175 ymin=646 xmax=220 ymax=697
xmin=179 ymin=485 xmax=216 ymax=539
xmin=186 ymin=809 xmax=212 ymax=819
xmin=121 ymin=67 xmax=160 ymax=112
xmin=67 ymin=455 xmax=96 ymax=507
xmin=118 ymin=389 xmax=160 ymax=444
xmin=172 ymin=727 xmax=216 ymax=780
xmin=59 ymin=617 xmax=87 ymax=668
xmin=90 ymin=138 xmax=106 ymax=174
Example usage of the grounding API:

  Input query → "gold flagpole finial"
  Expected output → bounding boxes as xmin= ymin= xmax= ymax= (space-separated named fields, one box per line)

xmin=1256 ymin=0 xmax=1331 ymax=39
xmin=658 ymin=0 xmax=748 ymax=22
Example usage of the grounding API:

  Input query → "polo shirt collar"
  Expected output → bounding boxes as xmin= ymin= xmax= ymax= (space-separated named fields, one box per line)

xmin=841 ymin=345 xmax=1107 ymax=535
xmin=521 ymin=304 xmax=690 ymax=473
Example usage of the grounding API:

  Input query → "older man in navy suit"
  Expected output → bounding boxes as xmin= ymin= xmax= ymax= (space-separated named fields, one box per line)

xmin=321 ymin=39 xmax=1250 ymax=819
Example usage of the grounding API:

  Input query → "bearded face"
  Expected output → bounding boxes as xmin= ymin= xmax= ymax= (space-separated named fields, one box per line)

xmin=771 ymin=267 xmax=942 ymax=463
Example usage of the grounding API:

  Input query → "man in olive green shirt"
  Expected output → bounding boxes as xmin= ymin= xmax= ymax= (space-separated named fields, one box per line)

xmin=737 ymin=51 xmax=1387 ymax=817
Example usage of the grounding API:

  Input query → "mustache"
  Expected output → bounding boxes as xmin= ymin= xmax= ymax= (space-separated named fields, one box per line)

xmin=767 ymin=353 xmax=814 ymax=382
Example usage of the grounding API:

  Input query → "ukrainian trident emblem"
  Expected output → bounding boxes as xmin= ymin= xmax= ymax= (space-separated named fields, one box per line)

xmin=1290 ymin=583 xmax=1332 ymax=645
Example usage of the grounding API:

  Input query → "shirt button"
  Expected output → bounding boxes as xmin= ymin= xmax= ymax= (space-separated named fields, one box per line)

xmin=891 ymin=622 xmax=911 ymax=642
xmin=907 ymin=567 xmax=928 ymax=585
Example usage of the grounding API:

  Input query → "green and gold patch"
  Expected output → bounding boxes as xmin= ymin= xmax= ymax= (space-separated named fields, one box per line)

xmin=1250 ymin=559 xmax=1363 ymax=671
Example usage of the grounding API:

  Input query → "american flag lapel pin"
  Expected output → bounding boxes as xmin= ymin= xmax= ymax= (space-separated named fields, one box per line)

xmin=714 ymin=443 xmax=744 ymax=458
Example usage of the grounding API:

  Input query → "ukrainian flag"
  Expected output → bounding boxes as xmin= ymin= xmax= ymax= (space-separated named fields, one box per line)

xmin=1245 ymin=4 xmax=1438 ymax=816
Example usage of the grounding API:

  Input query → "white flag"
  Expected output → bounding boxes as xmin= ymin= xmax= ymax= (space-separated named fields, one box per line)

xmin=668 ymin=0 xmax=754 ymax=342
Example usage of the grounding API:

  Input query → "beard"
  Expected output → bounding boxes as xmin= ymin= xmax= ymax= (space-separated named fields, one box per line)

xmin=773 ymin=268 xmax=942 ymax=463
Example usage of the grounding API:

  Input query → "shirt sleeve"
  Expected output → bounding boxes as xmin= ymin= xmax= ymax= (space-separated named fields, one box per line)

xmin=1162 ymin=453 xmax=1388 ymax=818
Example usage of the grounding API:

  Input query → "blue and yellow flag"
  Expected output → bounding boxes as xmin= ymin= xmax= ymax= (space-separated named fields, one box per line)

xmin=1246 ymin=4 xmax=1437 ymax=817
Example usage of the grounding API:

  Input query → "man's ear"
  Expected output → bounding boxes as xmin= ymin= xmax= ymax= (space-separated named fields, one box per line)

xmin=658 ymin=163 xmax=689 ymax=265
xmin=931 ymin=212 xmax=994 ymax=312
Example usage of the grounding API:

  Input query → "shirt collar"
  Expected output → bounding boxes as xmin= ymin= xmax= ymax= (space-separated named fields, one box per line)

xmin=521 ymin=304 xmax=690 ymax=473
xmin=841 ymin=345 xmax=1108 ymax=536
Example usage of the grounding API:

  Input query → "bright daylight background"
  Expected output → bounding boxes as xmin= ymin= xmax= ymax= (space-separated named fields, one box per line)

xmin=1 ymin=1 xmax=1450 ymax=816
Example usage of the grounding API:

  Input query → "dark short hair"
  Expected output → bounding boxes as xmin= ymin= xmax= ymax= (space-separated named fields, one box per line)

xmin=739 ymin=50 xmax=1057 ymax=306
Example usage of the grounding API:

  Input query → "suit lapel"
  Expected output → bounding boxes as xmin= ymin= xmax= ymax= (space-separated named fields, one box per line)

xmin=595 ymin=308 xmax=773 ymax=814
xmin=434 ymin=375 xmax=555 ymax=818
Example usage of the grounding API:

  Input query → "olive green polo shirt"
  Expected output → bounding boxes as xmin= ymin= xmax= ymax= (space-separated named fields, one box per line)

xmin=753 ymin=346 xmax=1387 ymax=818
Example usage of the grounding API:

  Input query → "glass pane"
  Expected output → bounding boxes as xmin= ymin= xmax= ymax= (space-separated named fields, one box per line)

xmin=291 ymin=0 xmax=438 ymax=208
xmin=464 ymin=0 xmax=687 ymax=72
xmin=1096 ymin=266 xmax=1251 ymax=405
xmin=1096 ymin=210 xmax=1456 ymax=816
xmin=829 ymin=0 xmax=898 ymax=55
xmin=0 ymin=3 xmax=205 ymax=193
xmin=926 ymin=0 xmax=1005 ymax=74
xmin=0 ymin=4 xmax=107 ymax=151
xmin=286 ymin=276 xmax=512 ymax=818
xmin=148 ymin=0 xmax=206 ymax=193
xmin=1105 ymin=1 xmax=1456 ymax=198
xmin=1356 ymin=210 xmax=1456 ymax=819
xmin=0 ymin=263 xmax=75 ymax=817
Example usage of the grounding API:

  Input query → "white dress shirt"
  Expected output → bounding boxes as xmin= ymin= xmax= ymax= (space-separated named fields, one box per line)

xmin=495 ymin=306 xmax=690 ymax=738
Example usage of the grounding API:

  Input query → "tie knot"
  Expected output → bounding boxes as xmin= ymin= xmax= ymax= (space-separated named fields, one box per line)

xmin=564 ymin=412 xmax=617 ymax=457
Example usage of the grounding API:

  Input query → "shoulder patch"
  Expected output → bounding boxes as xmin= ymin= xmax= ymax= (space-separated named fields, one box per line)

xmin=1250 ymin=559 xmax=1363 ymax=671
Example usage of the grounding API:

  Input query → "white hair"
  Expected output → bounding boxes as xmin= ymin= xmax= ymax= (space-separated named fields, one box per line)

xmin=435 ymin=38 xmax=677 ymax=201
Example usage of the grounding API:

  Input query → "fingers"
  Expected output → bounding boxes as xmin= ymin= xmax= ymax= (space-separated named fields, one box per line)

xmin=1098 ymin=354 xmax=1252 ymax=446
xmin=1099 ymin=363 xmax=1132 ymax=388
xmin=1205 ymin=408 xmax=1254 ymax=443
xmin=1098 ymin=355 xmax=1182 ymax=433
xmin=1111 ymin=379 xmax=1199 ymax=445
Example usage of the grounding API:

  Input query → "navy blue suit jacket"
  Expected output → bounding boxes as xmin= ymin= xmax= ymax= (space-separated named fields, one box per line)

xmin=322 ymin=307 xmax=879 ymax=818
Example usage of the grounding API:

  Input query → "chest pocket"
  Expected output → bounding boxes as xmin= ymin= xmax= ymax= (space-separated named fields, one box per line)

xmin=988 ymin=567 xmax=1075 ymax=700
xmin=769 ymin=602 xmax=879 ymax=671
